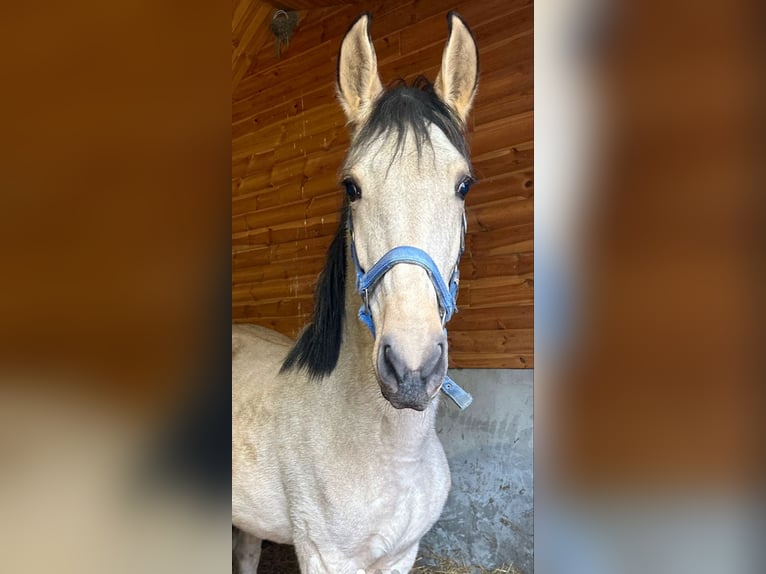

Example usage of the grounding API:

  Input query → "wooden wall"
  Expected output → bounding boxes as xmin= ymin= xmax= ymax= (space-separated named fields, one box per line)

xmin=232 ymin=0 xmax=533 ymax=368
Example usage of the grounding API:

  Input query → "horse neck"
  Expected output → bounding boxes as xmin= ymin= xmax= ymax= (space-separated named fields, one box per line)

xmin=334 ymin=234 xmax=439 ymax=452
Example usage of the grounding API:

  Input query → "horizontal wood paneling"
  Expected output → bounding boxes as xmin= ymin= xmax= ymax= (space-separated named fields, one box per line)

xmin=232 ymin=0 xmax=533 ymax=368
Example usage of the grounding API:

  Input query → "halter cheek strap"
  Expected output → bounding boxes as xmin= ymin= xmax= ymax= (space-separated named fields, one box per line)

xmin=348 ymin=212 xmax=473 ymax=410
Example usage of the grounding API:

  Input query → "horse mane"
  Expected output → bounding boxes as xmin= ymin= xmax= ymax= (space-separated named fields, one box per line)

xmin=281 ymin=77 xmax=470 ymax=381
xmin=280 ymin=202 xmax=349 ymax=381
xmin=345 ymin=76 xmax=472 ymax=174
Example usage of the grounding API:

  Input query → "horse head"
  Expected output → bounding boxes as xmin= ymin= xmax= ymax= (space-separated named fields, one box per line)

xmin=337 ymin=13 xmax=479 ymax=410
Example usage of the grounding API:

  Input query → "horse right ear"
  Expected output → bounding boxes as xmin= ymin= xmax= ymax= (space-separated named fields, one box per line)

xmin=336 ymin=13 xmax=383 ymax=128
xmin=434 ymin=12 xmax=479 ymax=124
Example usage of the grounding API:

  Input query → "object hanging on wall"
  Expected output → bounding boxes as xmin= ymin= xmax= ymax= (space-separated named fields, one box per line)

xmin=271 ymin=9 xmax=299 ymax=57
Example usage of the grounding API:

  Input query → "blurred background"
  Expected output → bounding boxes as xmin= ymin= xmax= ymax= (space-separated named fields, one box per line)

xmin=0 ymin=0 xmax=761 ymax=573
xmin=535 ymin=0 xmax=762 ymax=573
xmin=0 ymin=1 xmax=232 ymax=573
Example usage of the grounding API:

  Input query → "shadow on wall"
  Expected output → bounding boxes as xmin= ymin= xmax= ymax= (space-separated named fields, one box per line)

xmin=421 ymin=369 xmax=534 ymax=574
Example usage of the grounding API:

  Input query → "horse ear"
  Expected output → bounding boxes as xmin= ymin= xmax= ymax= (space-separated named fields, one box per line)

xmin=434 ymin=12 xmax=479 ymax=124
xmin=336 ymin=13 xmax=383 ymax=127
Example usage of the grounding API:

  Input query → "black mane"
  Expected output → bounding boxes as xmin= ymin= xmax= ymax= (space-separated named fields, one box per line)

xmin=281 ymin=78 xmax=469 ymax=380
xmin=280 ymin=202 xmax=349 ymax=381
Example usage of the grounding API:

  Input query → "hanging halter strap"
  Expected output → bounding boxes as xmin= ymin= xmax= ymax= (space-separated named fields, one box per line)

xmin=348 ymin=211 xmax=473 ymax=410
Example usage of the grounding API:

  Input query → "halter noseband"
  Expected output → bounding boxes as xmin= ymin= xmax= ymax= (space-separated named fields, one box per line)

xmin=348 ymin=211 xmax=473 ymax=410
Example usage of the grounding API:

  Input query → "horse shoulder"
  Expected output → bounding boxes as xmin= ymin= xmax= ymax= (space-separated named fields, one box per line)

xmin=232 ymin=324 xmax=296 ymax=542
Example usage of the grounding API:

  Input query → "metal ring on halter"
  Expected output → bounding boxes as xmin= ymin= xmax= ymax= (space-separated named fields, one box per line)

xmin=460 ymin=210 xmax=467 ymax=250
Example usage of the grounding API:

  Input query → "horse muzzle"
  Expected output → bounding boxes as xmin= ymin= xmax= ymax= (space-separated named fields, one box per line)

xmin=375 ymin=332 xmax=447 ymax=410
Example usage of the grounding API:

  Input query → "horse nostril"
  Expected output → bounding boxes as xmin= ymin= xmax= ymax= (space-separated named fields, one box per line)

xmin=381 ymin=341 xmax=405 ymax=384
xmin=422 ymin=341 xmax=446 ymax=379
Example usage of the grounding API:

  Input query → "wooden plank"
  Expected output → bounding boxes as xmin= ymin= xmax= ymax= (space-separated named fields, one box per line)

xmin=232 ymin=0 xmax=250 ymax=31
xmin=234 ymin=197 xmax=315 ymax=231
xmin=234 ymin=230 xmax=337 ymax=269
xmin=232 ymin=3 xmax=271 ymax=66
xmin=448 ymin=328 xmax=533 ymax=356
xmin=233 ymin=2 xmax=275 ymax=91
xmin=469 ymin=170 xmax=534 ymax=205
xmin=232 ymin=245 xmax=270 ymax=269
xmin=236 ymin=39 xmax=336 ymax=104
xmin=232 ymin=212 xmax=342 ymax=251
xmin=474 ymin=87 xmax=534 ymax=127
xmin=474 ymin=59 xmax=533 ymax=104
xmin=462 ymin=274 xmax=534 ymax=308
xmin=449 ymin=352 xmax=533 ymax=369
xmin=278 ymin=103 xmax=346 ymax=142
xmin=397 ymin=2 xmax=529 ymax=55
xmin=272 ymin=126 xmax=349 ymax=163
xmin=462 ymin=250 xmax=534 ymax=279
xmin=232 ymin=155 xmax=251 ymax=180
xmin=236 ymin=273 xmax=319 ymax=302
xmin=472 ymin=141 xmax=534 ymax=180
xmin=467 ymin=223 xmax=533 ymax=255
xmin=232 ymin=295 xmax=313 ymax=319
xmin=466 ymin=195 xmax=533 ymax=232
xmin=232 ymin=255 xmax=327 ymax=284
xmin=471 ymin=112 xmax=534 ymax=157
xmin=449 ymin=304 xmax=533 ymax=331
xmin=479 ymin=34 xmax=533 ymax=76
xmin=372 ymin=0 xmax=530 ymax=44
xmin=378 ymin=44 xmax=443 ymax=83
xmin=232 ymin=170 xmax=338 ymax=216
xmin=234 ymin=82 xmax=340 ymax=130
xmin=232 ymin=0 xmax=258 ymax=42
xmin=394 ymin=2 xmax=532 ymax=63
xmin=232 ymin=121 xmax=285 ymax=159
xmin=233 ymin=161 xmax=281 ymax=198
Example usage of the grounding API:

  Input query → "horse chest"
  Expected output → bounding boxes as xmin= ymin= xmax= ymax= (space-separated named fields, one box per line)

xmin=318 ymin=446 xmax=451 ymax=559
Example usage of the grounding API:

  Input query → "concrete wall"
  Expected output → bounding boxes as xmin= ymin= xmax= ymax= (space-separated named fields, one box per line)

xmin=421 ymin=369 xmax=534 ymax=573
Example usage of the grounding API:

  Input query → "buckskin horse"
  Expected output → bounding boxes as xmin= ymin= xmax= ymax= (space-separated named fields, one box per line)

xmin=233 ymin=12 xmax=479 ymax=573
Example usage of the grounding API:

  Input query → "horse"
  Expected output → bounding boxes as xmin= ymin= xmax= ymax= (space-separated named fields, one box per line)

xmin=232 ymin=12 xmax=479 ymax=574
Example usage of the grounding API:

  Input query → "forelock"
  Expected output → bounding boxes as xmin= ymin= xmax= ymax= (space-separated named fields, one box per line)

xmin=343 ymin=77 xmax=471 ymax=173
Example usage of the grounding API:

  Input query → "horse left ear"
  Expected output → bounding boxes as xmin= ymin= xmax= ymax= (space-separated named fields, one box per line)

xmin=434 ymin=12 xmax=479 ymax=124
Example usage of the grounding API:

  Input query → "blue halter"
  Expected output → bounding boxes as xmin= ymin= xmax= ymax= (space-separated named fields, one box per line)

xmin=348 ymin=211 xmax=473 ymax=410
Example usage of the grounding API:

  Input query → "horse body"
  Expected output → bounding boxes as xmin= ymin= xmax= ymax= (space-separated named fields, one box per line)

xmin=233 ymin=317 xmax=450 ymax=571
xmin=233 ymin=12 xmax=478 ymax=573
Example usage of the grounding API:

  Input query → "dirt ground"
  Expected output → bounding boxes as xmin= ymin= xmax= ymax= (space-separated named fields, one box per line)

xmin=235 ymin=541 xmax=523 ymax=574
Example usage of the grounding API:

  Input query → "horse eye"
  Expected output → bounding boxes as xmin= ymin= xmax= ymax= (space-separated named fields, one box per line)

xmin=343 ymin=179 xmax=362 ymax=201
xmin=456 ymin=177 xmax=473 ymax=198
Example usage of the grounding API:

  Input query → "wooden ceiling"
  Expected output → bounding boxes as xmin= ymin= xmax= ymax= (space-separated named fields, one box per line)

xmin=233 ymin=0 xmax=367 ymax=92
xmin=268 ymin=1 xmax=362 ymax=9
xmin=232 ymin=0 xmax=275 ymax=91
